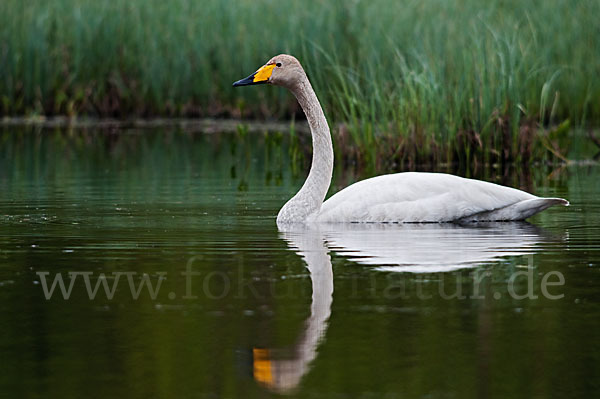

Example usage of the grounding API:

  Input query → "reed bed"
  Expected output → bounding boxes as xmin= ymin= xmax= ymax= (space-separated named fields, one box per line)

xmin=1 ymin=0 xmax=598 ymax=165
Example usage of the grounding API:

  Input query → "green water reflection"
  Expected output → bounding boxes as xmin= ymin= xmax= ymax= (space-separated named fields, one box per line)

xmin=0 ymin=128 xmax=599 ymax=398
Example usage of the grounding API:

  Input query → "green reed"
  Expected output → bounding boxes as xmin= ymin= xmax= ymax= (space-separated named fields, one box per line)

xmin=1 ymin=0 xmax=598 ymax=164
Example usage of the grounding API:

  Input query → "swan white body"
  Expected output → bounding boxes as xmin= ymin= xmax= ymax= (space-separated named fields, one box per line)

xmin=317 ymin=172 xmax=567 ymax=223
xmin=233 ymin=54 xmax=568 ymax=224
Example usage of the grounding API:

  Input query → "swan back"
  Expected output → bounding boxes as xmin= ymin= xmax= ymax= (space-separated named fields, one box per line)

xmin=317 ymin=172 xmax=565 ymax=223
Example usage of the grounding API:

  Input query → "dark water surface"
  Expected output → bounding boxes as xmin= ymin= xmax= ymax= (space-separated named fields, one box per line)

xmin=1 ymin=129 xmax=599 ymax=398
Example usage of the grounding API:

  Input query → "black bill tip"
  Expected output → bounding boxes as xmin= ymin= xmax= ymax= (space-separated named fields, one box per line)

xmin=233 ymin=73 xmax=266 ymax=87
xmin=232 ymin=73 xmax=255 ymax=87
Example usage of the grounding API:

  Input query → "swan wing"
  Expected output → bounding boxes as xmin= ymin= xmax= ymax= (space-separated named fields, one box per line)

xmin=316 ymin=172 xmax=567 ymax=222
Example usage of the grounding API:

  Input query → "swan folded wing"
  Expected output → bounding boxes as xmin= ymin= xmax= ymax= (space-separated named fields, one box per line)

xmin=316 ymin=172 xmax=540 ymax=223
xmin=458 ymin=197 xmax=568 ymax=222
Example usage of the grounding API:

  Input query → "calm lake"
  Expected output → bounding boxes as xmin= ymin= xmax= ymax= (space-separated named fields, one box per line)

xmin=1 ymin=128 xmax=599 ymax=398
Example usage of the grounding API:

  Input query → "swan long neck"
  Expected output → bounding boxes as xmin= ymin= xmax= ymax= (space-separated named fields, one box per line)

xmin=277 ymin=76 xmax=333 ymax=224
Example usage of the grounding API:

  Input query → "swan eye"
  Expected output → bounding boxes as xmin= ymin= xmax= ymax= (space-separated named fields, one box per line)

xmin=276 ymin=62 xmax=282 ymax=67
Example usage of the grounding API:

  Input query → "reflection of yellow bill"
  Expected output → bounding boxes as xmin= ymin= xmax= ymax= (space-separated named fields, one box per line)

xmin=253 ymin=64 xmax=276 ymax=83
xmin=253 ymin=348 xmax=273 ymax=385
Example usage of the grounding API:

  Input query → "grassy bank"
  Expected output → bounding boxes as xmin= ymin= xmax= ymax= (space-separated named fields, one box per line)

xmin=1 ymin=0 xmax=599 ymax=165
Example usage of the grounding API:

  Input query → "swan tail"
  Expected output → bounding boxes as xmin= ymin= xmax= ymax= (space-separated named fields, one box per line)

xmin=460 ymin=197 xmax=569 ymax=222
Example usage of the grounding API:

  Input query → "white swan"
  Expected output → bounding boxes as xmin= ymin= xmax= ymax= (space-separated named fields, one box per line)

xmin=233 ymin=54 xmax=569 ymax=225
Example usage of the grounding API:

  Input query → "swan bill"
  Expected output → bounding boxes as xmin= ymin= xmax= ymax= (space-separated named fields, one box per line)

xmin=233 ymin=64 xmax=275 ymax=86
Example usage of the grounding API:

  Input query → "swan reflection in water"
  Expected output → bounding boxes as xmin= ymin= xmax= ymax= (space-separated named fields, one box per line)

xmin=323 ymin=222 xmax=562 ymax=273
xmin=253 ymin=229 xmax=333 ymax=393
xmin=252 ymin=222 xmax=564 ymax=392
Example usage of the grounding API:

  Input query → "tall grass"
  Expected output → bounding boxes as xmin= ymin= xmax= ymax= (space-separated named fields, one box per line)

xmin=1 ymin=0 xmax=599 ymax=164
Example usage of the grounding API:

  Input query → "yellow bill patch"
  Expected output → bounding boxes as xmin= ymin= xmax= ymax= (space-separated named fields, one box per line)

xmin=253 ymin=64 xmax=276 ymax=83
xmin=253 ymin=348 xmax=273 ymax=385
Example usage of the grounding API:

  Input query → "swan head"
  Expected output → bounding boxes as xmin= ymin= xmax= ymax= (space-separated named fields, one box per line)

xmin=232 ymin=54 xmax=306 ymax=90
